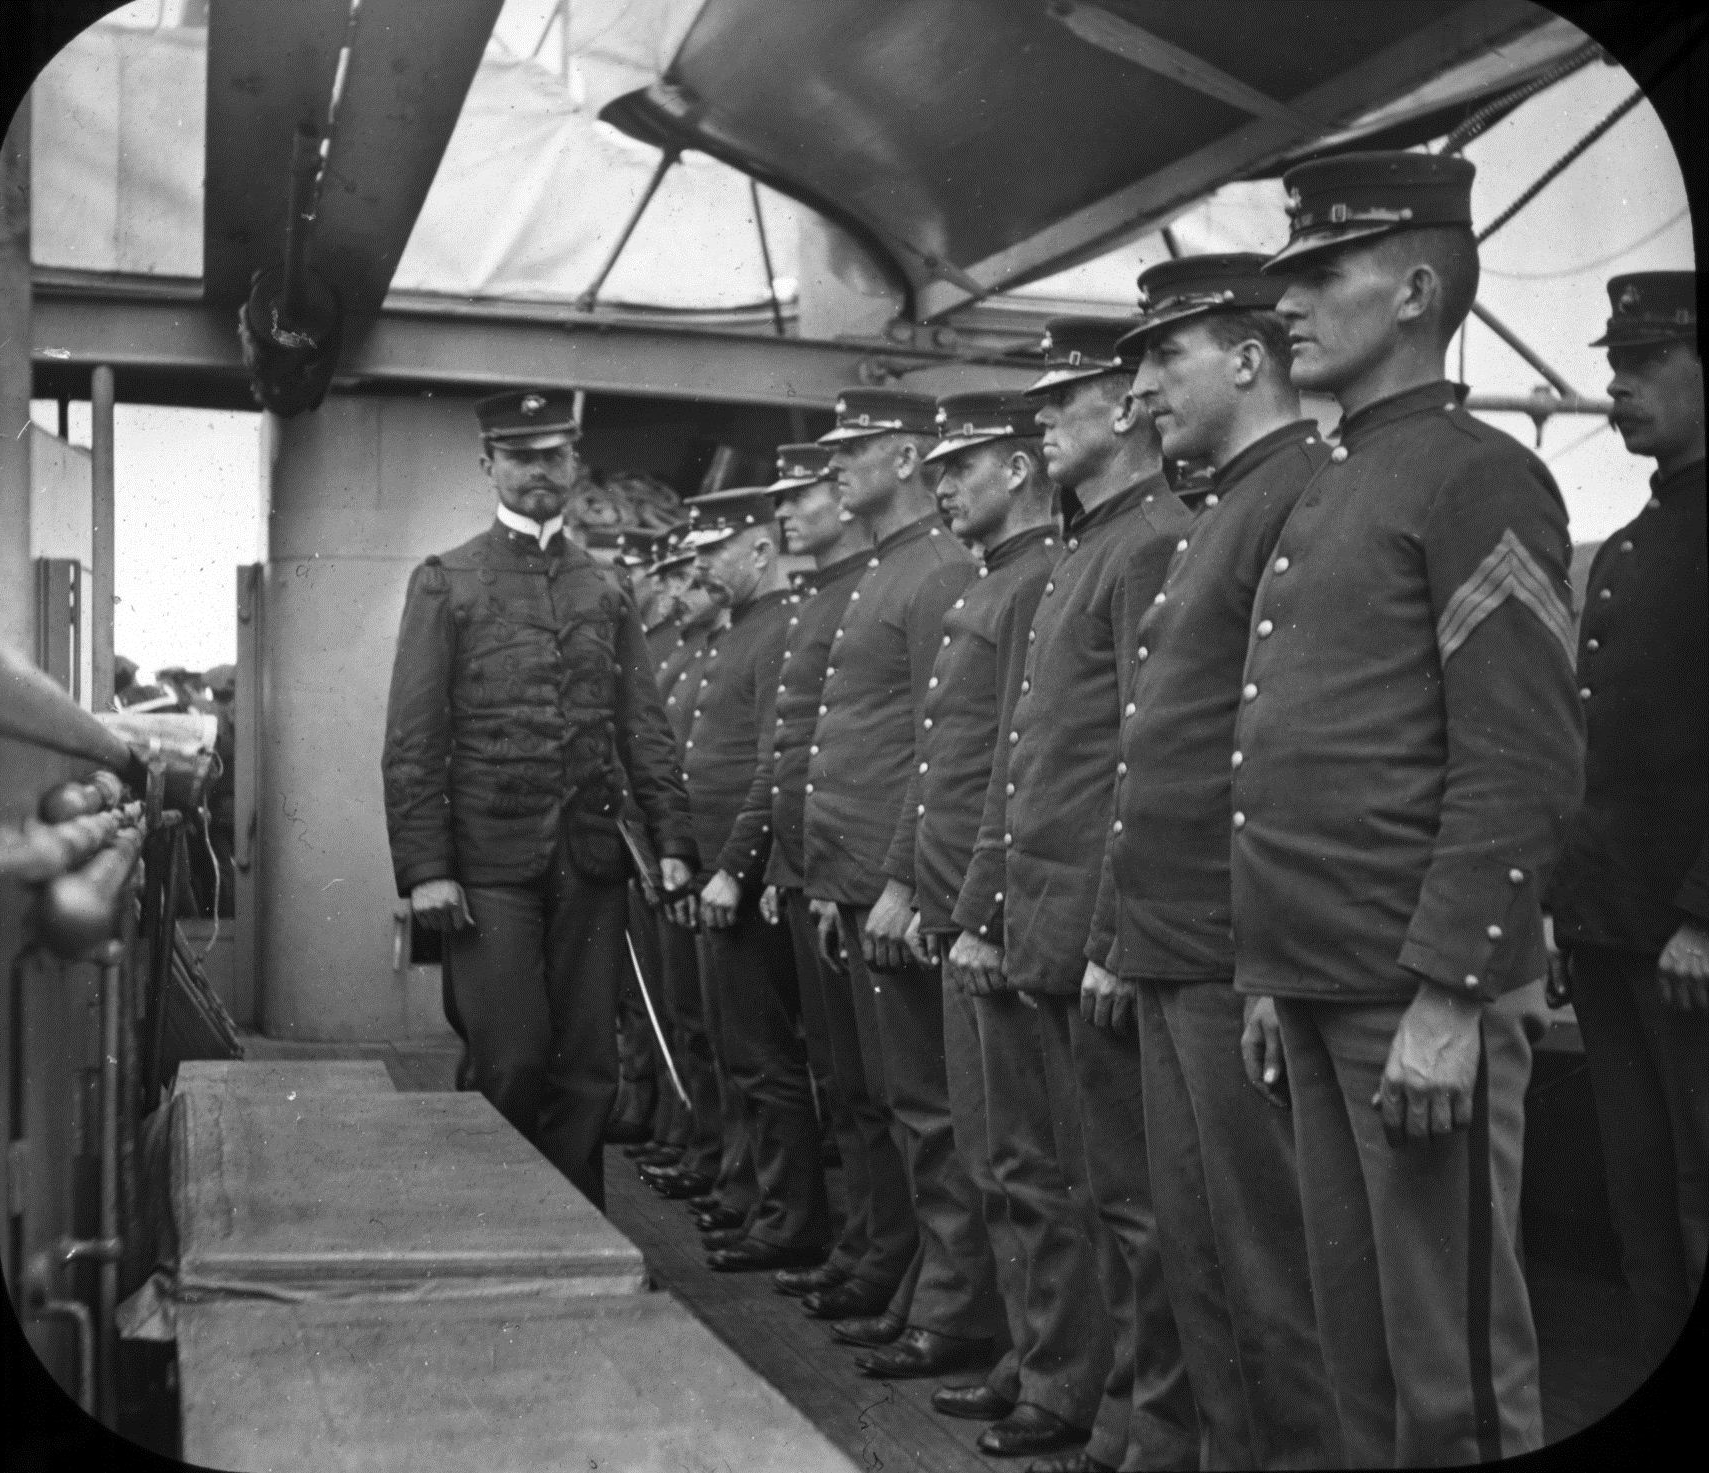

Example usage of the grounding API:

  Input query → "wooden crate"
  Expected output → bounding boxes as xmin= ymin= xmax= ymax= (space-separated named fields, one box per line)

xmin=174 ymin=1090 xmax=645 ymax=1298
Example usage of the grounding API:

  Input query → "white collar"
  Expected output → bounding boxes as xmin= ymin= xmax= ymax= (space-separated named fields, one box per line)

xmin=495 ymin=503 xmax=565 ymax=550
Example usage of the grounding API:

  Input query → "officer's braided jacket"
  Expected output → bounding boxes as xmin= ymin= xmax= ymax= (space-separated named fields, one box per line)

xmin=382 ymin=520 xmax=696 ymax=895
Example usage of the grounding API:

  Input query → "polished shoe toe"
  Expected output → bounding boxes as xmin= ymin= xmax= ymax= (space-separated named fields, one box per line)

xmin=775 ymin=1262 xmax=848 ymax=1298
xmin=1023 ymin=1453 xmax=1113 ymax=1473
xmin=803 ymin=1278 xmax=896 ymax=1321
xmin=827 ymin=1312 xmax=905 ymax=1348
xmin=700 ymin=1226 xmax=748 ymax=1251
xmin=646 ymin=1169 xmax=716 ymax=1200
xmin=930 ymin=1383 xmax=1016 ymax=1421
xmin=855 ymin=1328 xmax=994 ymax=1380
xmin=976 ymin=1403 xmax=1089 ymax=1458
xmin=691 ymin=1204 xmax=747 ymax=1232
xmin=706 ymin=1240 xmax=827 ymax=1273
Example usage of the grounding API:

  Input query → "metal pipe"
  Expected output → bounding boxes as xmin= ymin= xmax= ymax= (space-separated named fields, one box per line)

xmin=280 ymin=124 xmax=322 ymax=327
xmin=578 ymin=147 xmax=680 ymax=312
xmin=20 ymin=1253 xmax=96 ymax=1415
xmin=1 ymin=105 xmax=33 ymax=658
xmin=1469 ymin=302 xmax=1580 ymax=400
xmin=1464 ymin=391 xmax=1612 ymax=418
xmin=90 ymin=365 xmax=115 ymax=712
xmin=96 ymin=939 xmax=122 ymax=1424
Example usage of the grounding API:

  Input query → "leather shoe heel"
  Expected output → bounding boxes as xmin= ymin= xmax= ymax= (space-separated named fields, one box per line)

xmin=931 ymin=1384 xmax=1016 ymax=1421
xmin=855 ymin=1328 xmax=994 ymax=1380
xmin=804 ymin=1278 xmax=895 ymax=1321
xmin=775 ymin=1263 xmax=848 ymax=1298
xmin=976 ymin=1403 xmax=1089 ymax=1458
xmin=828 ymin=1312 xmax=904 ymax=1348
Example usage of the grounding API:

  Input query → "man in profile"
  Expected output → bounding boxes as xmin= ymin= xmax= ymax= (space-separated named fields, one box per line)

xmin=381 ymin=389 xmax=696 ymax=1212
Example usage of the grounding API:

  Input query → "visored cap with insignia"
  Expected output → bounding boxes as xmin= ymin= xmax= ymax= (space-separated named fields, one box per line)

xmin=643 ymin=522 xmax=697 ymax=576
xmin=1591 ymin=271 xmax=1697 ymax=348
xmin=475 ymin=388 xmax=581 ymax=447
xmin=684 ymin=486 xmax=777 ymax=551
xmin=818 ymin=388 xmax=940 ymax=444
xmin=1023 ymin=317 xmax=1131 ymax=396
xmin=1117 ymin=254 xmax=1283 ymax=354
xmin=924 ymin=389 xmax=1041 ymax=464
xmin=1263 ymin=151 xmax=1475 ymax=273
xmin=769 ymin=442 xmax=835 ymax=494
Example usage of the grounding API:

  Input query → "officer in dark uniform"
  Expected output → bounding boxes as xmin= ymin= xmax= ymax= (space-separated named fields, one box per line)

xmin=909 ymin=391 xmax=1113 ymax=1439
xmin=679 ymin=486 xmax=831 ymax=1271
xmin=381 ymin=389 xmax=697 ymax=1212
xmin=1089 ymin=256 xmax=1339 ymax=1468
xmin=805 ymin=388 xmax=1005 ymax=1379
xmin=952 ymin=321 xmax=1197 ymax=1473
xmin=1244 ymin=153 xmax=1583 ymax=1465
xmin=732 ymin=447 xmax=919 ymax=1320
xmin=1550 ymin=270 xmax=1705 ymax=1374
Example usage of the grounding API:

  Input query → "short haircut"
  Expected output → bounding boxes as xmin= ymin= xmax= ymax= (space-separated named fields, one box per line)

xmin=1376 ymin=225 xmax=1480 ymax=343
xmin=1001 ymin=436 xmax=1050 ymax=482
xmin=1196 ymin=310 xmax=1294 ymax=382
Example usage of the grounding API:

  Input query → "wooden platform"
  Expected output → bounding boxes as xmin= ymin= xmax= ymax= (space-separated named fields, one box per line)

xmin=174 ymin=1088 xmax=646 ymax=1299
xmin=177 ymin=1294 xmax=857 ymax=1473
xmin=175 ymin=1057 xmax=395 ymax=1099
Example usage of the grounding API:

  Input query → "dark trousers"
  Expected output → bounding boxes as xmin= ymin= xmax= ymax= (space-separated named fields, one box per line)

xmin=621 ymin=885 xmax=682 ymax=1144
xmin=974 ymin=989 xmax=1111 ymax=1428
xmin=444 ymin=852 xmax=627 ymax=1211
xmin=1570 ymin=943 xmax=1709 ymax=1368
xmin=786 ymin=892 xmax=874 ymax=1278
xmin=839 ymin=905 xmax=1002 ymax=1341
xmin=1138 ymin=980 xmax=1340 ymax=1470
xmin=1038 ymin=995 xmax=1199 ymax=1472
xmin=1275 ymin=994 xmax=1542 ymax=1466
xmin=702 ymin=905 xmax=830 ymax=1250
xmin=659 ymin=910 xmax=721 ymax=1177
xmin=696 ymin=931 xmax=757 ymax=1211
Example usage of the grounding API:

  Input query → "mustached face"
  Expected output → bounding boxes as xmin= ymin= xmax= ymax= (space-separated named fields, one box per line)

xmin=1605 ymin=341 xmax=1704 ymax=463
xmin=483 ymin=440 xmax=580 ymax=521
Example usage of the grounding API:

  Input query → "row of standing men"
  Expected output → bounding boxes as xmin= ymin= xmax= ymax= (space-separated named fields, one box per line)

xmin=383 ymin=148 xmax=1705 ymax=1472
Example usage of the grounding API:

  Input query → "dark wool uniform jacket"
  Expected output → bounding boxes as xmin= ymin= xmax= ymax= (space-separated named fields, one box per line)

xmin=804 ymin=515 xmax=976 ymax=907
xmin=1088 ymin=421 xmax=1326 ymax=981
xmin=676 ymin=589 xmax=793 ymax=887
xmin=730 ymin=552 xmax=871 ymax=893
xmin=974 ymin=475 xmax=1192 ymax=994
xmin=904 ymin=526 xmax=1059 ymax=934
xmin=1551 ymin=457 xmax=1709 ymax=953
xmin=660 ymin=622 xmax=713 ymax=753
xmin=1230 ymin=382 xmax=1584 ymax=1005
xmin=381 ymin=520 xmax=696 ymax=896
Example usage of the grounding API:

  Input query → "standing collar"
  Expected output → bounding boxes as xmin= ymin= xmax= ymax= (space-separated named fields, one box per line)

xmin=1336 ymin=380 xmax=1467 ymax=450
xmin=494 ymin=502 xmax=566 ymax=549
xmin=1060 ymin=471 xmax=1169 ymax=536
xmin=1214 ymin=419 xmax=1320 ymax=490
xmin=1651 ymin=456 xmax=1706 ymax=500
xmin=983 ymin=523 xmax=1057 ymax=570
xmin=728 ymin=586 xmax=793 ymax=625
xmin=874 ymin=512 xmax=945 ymax=556
xmin=814 ymin=546 xmax=877 ymax=583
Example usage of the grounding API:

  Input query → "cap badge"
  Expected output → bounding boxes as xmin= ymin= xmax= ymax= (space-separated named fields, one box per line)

xmin=1040 ymin=331 xmax=1054 ymax=353
xmin=835 ymin=398 xmax=848 ymax=414
xmin=520 ymin=393 xmax=546 ymax=416
xmin=1135 ymin=286 xmax=1152 ymax=311
xmin=1285 ymin=188 xmax=1302 ymax=218
xmin=1617 ymin=283 xmax=1642 ymax=316
xmin=934 ymin=407 xmax=948 ymax=426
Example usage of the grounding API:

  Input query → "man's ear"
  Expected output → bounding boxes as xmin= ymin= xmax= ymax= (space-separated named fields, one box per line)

xmin=1396 ymin=263 xmax=1440 ymax=330
xmin=1005 ymin=449 xmax=1032 ymax=492
xmin=1233 ymin=339 xmax=1263 ymax=388
xmin=1113 ymin=389 xmax=1148 ymax=436
xmin=895 ymin=438 xmax=921 ymax=478
xmin=479 ymin=452 xmax=494 ymax=477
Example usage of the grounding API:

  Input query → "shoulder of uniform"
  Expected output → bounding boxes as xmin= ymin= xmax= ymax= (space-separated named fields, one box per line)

xmin=432 ymin=527 xmax=494 ymax=571
xmin=1139 ymin=486 xmax=1194 ymax=534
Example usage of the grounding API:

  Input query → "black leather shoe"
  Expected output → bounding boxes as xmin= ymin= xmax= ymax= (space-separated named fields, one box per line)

xmin=855 ymin=1328 xmax=995 ymax=1380
xmin=628 ymin=1143 xmax=680 ymax=1165
xmin=775 ymin=1262 xmax=848 ymax=1298
xmin=687 ymin=1192 xmax=723 ymax=1213
xmin=976 ymin=1404 xmax=1089 ymax=1458
xmin=1023 ymin=1453 xmax=1113 ymax=1473
xmin=645 ymin=1168 xmax=716 ymax=1200
xmin=706 ymin=1239 xmax=827 ymax=1273
xmin=931 ymin=1384 xmax=1016 ymax=1421
xmin=804 ymin=1277 xmax=896 ymax=1321
xmin=691 ymin=1204 xmax=747 ymax=1232
xmin=828 ymin=1312 xmax=905 ymax=1348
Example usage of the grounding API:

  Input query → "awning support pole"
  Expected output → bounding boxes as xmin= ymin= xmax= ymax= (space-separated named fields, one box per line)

xmin=750 ymin=180 xmax=786 ymax=338
xmin=1469 ymin=301 xmax=1580 ymax=400
xmin=91 ymin=365 xmax=115 ymax=712
xmin=577 ymin=146 xmax=681 ymax=312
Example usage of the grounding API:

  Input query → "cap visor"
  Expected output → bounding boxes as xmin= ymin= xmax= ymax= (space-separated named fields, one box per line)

xmin=816 ymin=424 xmax=893 ymax=444
xmin=1115 ymin=304 xmax=1210 ymax=355
xmin=923 ymin=432 xmax=1006 ymax=464
xmin=682 ymin=526 xmax=737 ymax=551
xmin=1590 ymin=327 xmax=1694 ymax=349
xmin=1262 ymin=223 xmax=1395 ymax=274
xmin=649 ymin=551 xmax=697 ymax=575
xmin=485 ymin=425 xmax=579 ymax=449
xmin=1022 ymin=364 xmax=1126 ymax=397
xmin=767 ymin=473 xmax=829 ymax=493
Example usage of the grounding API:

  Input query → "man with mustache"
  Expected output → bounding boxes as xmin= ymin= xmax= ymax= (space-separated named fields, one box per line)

xmin=1092 ymin=255 xmax=1339 ymax=1468
xmin=382 ymin=390 xmax=696 ymax=1212
xmin=1244 ymin=153 xmax=1582 ymax=1464
xmin=806 ymin=389 xmax=1004 ymax=1380
xmin=951 ymin=321 xmax=1198 ymax=1473
xmin=1549 ymin=270 xmax=1706 ymax=1378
